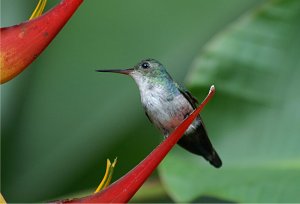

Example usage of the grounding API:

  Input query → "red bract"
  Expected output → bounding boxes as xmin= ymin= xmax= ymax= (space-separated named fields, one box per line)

xmin=0 ymin=0 xmax=83 ymax=84
xmin=59 ymin=85 xmax=216 ymax=203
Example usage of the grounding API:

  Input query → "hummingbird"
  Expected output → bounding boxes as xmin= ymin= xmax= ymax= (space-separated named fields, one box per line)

xmin=96 ymin=59 xmax=222 ymax=168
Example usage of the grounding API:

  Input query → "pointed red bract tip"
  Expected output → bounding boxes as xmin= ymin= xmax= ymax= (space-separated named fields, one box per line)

xmin=58 ymin=86 xmax=215 ymax=203
xmin=0 ymin=0 xmax=83 ymax=84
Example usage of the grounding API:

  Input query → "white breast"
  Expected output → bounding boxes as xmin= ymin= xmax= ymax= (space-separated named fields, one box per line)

xmin=131 ymin=73 xmax=194 ymax=135
xmin=141 ymin=83 xmax=193 ymax=135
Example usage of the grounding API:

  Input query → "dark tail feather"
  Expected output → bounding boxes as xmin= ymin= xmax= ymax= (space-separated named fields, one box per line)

xmin=207 ymin=149 xmax=222 ymax=168
xmin=177 ymin=118 xmax=222 ymax=168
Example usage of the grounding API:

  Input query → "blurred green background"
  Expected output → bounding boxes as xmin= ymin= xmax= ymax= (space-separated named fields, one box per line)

xmin=1 ymin=0 xmax=300 ymax=203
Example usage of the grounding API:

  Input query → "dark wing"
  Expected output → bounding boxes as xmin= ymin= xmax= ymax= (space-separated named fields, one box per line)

xmin=177 ymin=122 xmax=222 ymax=168
xmin=175 ymin=83 xmax=222 ymax=168
xmin=175 ymin=83 xmax=198 ymax=109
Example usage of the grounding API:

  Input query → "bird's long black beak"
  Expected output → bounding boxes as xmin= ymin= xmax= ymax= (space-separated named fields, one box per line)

xmin=96 ymin=68 xmax=134 ymax=75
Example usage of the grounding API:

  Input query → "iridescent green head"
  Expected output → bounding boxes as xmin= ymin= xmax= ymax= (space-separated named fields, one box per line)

xmin=96 ymin=58 xmax=171 ymax=82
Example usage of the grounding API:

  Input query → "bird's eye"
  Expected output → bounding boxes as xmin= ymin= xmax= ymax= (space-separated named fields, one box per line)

xmin=141 ymin=62 xmax=150 ymax=69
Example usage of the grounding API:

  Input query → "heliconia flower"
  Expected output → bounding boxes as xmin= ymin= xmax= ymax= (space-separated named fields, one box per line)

xmin=57 ymin=85 xmax=216 ymax=203
xmin=0 ymin=0 xmax=83 ymax=84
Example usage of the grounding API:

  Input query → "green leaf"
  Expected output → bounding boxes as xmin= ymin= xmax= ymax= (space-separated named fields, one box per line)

xmin=159 ymin=0 xmax=300 ymax=202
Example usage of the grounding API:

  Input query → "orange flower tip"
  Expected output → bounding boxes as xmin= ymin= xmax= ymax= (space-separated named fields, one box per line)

xmin=0 ymin=0 xmax=84 ymax=84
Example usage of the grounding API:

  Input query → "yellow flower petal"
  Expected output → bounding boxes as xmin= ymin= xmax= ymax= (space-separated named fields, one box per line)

xmin=0 ymin=193 xmax=6 ymax=204
xmin=95 ymin=158 xmax=117 ymax=193
xmin=29 ymin=0 xmax=47 ymax=20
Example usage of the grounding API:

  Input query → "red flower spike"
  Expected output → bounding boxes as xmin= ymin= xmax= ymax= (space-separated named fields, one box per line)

xmin=0 ymin=0 xmax=83 ymax=84
xmin=60 ymin=85 xmax=216 ymax=203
